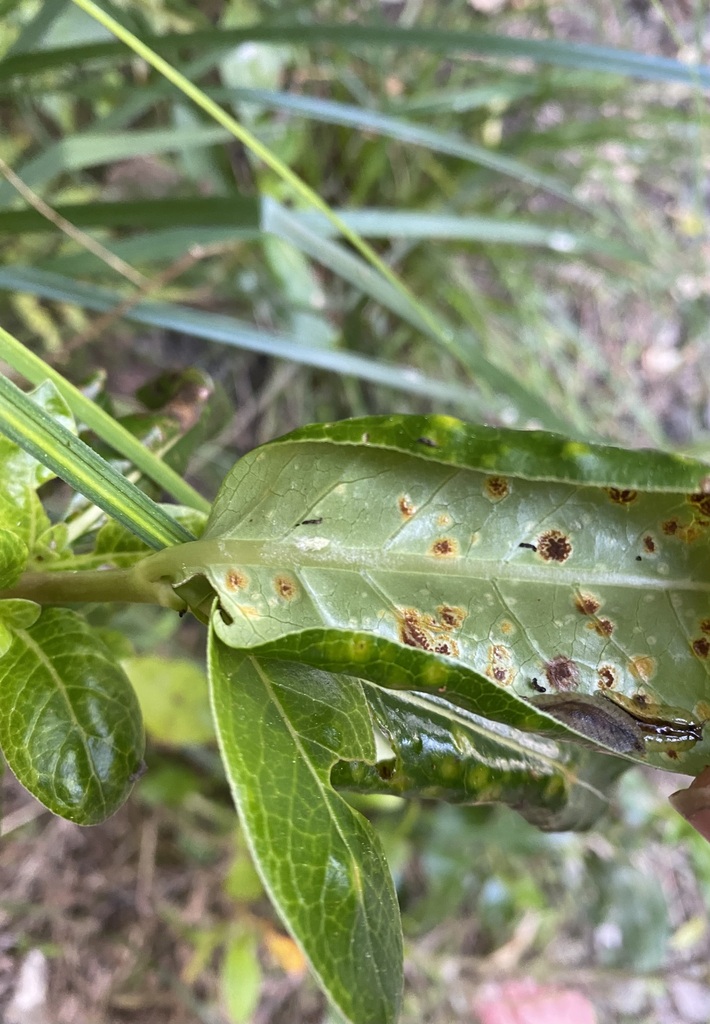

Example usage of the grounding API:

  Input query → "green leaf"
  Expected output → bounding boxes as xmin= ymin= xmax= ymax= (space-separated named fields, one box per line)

xmin=0 ymin=325 xmax=210 ymax=513
xmin=0 ymin=607 xmax=145 ymax=824
xmin=0 ymin=379 xmax=73 ymax=552
xmin=154 ymin=415 xmax=710 ymax=774
xmin=332 ymin=687 xmax=629 ymax=832
xmin=220 ymin=928 xmax=262 ymax=1024
xmin=0 ymin=530 xmax=29 ymax=590
xmin=0 ymin=372 xmax=195 ymax=550
xmin=123 ymin=655 xmax=214 ymax=746
xmin=208 ymin=637 xmax=402 ymax=1024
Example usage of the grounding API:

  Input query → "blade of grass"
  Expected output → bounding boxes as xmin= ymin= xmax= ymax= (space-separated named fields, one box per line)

xmin=0 ymin=372 xmax=194 ymax=549
xmin=0 ymin=23 xmax=707 ymax=88
xmin=0 ymin=266 xmax=490 ymax=414
xmin=0 ymin=325 xmax=211 ymax=513
xmin=0 ymin=198 xmax=637 ymax=260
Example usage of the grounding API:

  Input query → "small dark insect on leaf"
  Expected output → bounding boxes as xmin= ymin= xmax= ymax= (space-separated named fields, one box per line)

xmin=519 ymin=542 xmax=537 ymax=551
xmin=417 ymin=436 xmax=439 ymax=448
xmin=299 ymin=518 xmax=324 ymax=526
xmin=530 ymin=678 xmax=546 ymax=693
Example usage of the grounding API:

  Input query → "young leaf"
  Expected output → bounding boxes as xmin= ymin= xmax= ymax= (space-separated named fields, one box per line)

xmin=154 ymin=415 xmax=710 ymax=774
xmin=208 ymin=637 xmax=402 ymax=1024
xmin=0 ymin=607 xmax=145 ymax=824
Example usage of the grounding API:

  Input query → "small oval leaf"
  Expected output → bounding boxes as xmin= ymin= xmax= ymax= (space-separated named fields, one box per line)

xmin=0 ymin=608 xmax=144 ymax=824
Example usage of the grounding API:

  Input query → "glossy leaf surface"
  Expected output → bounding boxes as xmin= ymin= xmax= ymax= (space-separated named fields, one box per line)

xmin=332 ymin=687 xmax=629 ymax=832
xmin=208 ymin=636 xmax=402 ymax=1024
xmin=0 ymin=607 xmax=144 ymax=823
xmin=167 ymin=415 xmax=710 ymax=774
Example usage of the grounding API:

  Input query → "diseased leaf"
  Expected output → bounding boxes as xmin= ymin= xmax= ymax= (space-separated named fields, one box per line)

xmin=208 ymin=636 xmax=402 ymax=1024
xmin=155 ymin=415 xmax=710 ymax=774
xmin=332 ymin=687 xmax=629 ymax=832
xmin=0 ymin=607 xmax=144 ymax=824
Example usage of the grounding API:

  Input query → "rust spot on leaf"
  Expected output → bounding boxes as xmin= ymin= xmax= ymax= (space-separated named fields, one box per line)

xmin=398 ymin=495 xmax=415 ymax=517
xmin=225 ymin=569 xmax=248 ymax=591
xmin=431 ymin=537 xmax=458 ymax=557
xmin=598 ymin=665 xmax=617 ymax=688
xmin=629 ymin=655 xmax=656 ymax=681
xmin=692 ymin=637 xmax=710 ymax=658
xmin=500 ymin=619 xmax=514 ymax=635
xmin=537 ymin=530 xmax=572 ymax=563
xmin=592 ymin=618 xmax=614 ymax=637
xmin=701 ymin=619 xmax=710 ymax=635
xmin=397 ymin=608 xmax=458 ymax=657
xmin=275 ymin=575 xmax=298 ymax=600
xmin=643 ymin=535 xmax=656 ymax=554
xmin=438 ymin=605 xmax=466 ymax=629
xmin=689 ymin=493 xmax=710 ymax=517
xmin=435 ymin=641 xmax=457 ymax=656
xmin=484 ymin=475 xmax=509 ymax=502
xmin=544 ymin=655 xmax=580 ymax=692
xmin=607 ymin=488 xmax=638 ymax=505
xmin=575 ymin=593 xmax=600 ymax=615
xmin=437 ymin=513 xmax=453 ymax=528
xmin=486 ymin=644 xmax=514 ymax=686
xmin=662 ymin=517 xmax=704 ymax=543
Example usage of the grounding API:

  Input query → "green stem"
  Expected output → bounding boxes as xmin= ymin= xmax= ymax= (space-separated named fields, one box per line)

xmin=0 ymin=566 xmax=185 ymax=609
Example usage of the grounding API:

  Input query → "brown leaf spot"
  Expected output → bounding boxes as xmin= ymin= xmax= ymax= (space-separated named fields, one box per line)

xmin=486 ymin=644 xmax=514 ymax=687
xmin=431 ymin=537 xmax=458 ymax=557
xmin=663 ymin=518 xmax=704 ymax=543
xmin=701 ymin=619 xmax=710 ymax=635
xmin=643 ymin=535 xmax=656 ymax=554
xmin=434 ymin=640 xmax=459 ymax=657
xmin=397 ymin=607 xmax=458 ymax=657
xmin=607 ymin=487 xmax=638 ymax=505
xmin=592 ymin=618 xmax=614 ymax=637
xmin=537 ymin=530 xmax=572 ymax=563
xmin=689 ymin=493 xmax=710 ymax=517
xmin=484 ymin=475 xmax=510 ymax=502
xmin=544 ymin=655 xmax=580 ymax=692
xmin=398 ymin=495 xmax=415 ymax=518
xmin=399 ymin=608 xmax=433 ymax=651
xmin=275 ymin=575 xmax=298 ymax=600
xmin=438 ymin=605 xmax=466 ymax=629
xmin=225 ymin=569 xmax=248 ymax=591
xmin=629 ymin=655 xmax=656 ymax=681
xmin=666 ymin=749 xmax=679 ymax=760
xmin=692 ymin=637 xmax=710 ymax=659
xmin=598 ymin=665 xmax=617 ymax=688
xmin=575 ymin=593 xmax=600 ymax=615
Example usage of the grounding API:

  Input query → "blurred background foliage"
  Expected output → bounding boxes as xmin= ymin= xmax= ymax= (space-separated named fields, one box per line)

xmin=1 ymin=0 xmax=710 ymax=1021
